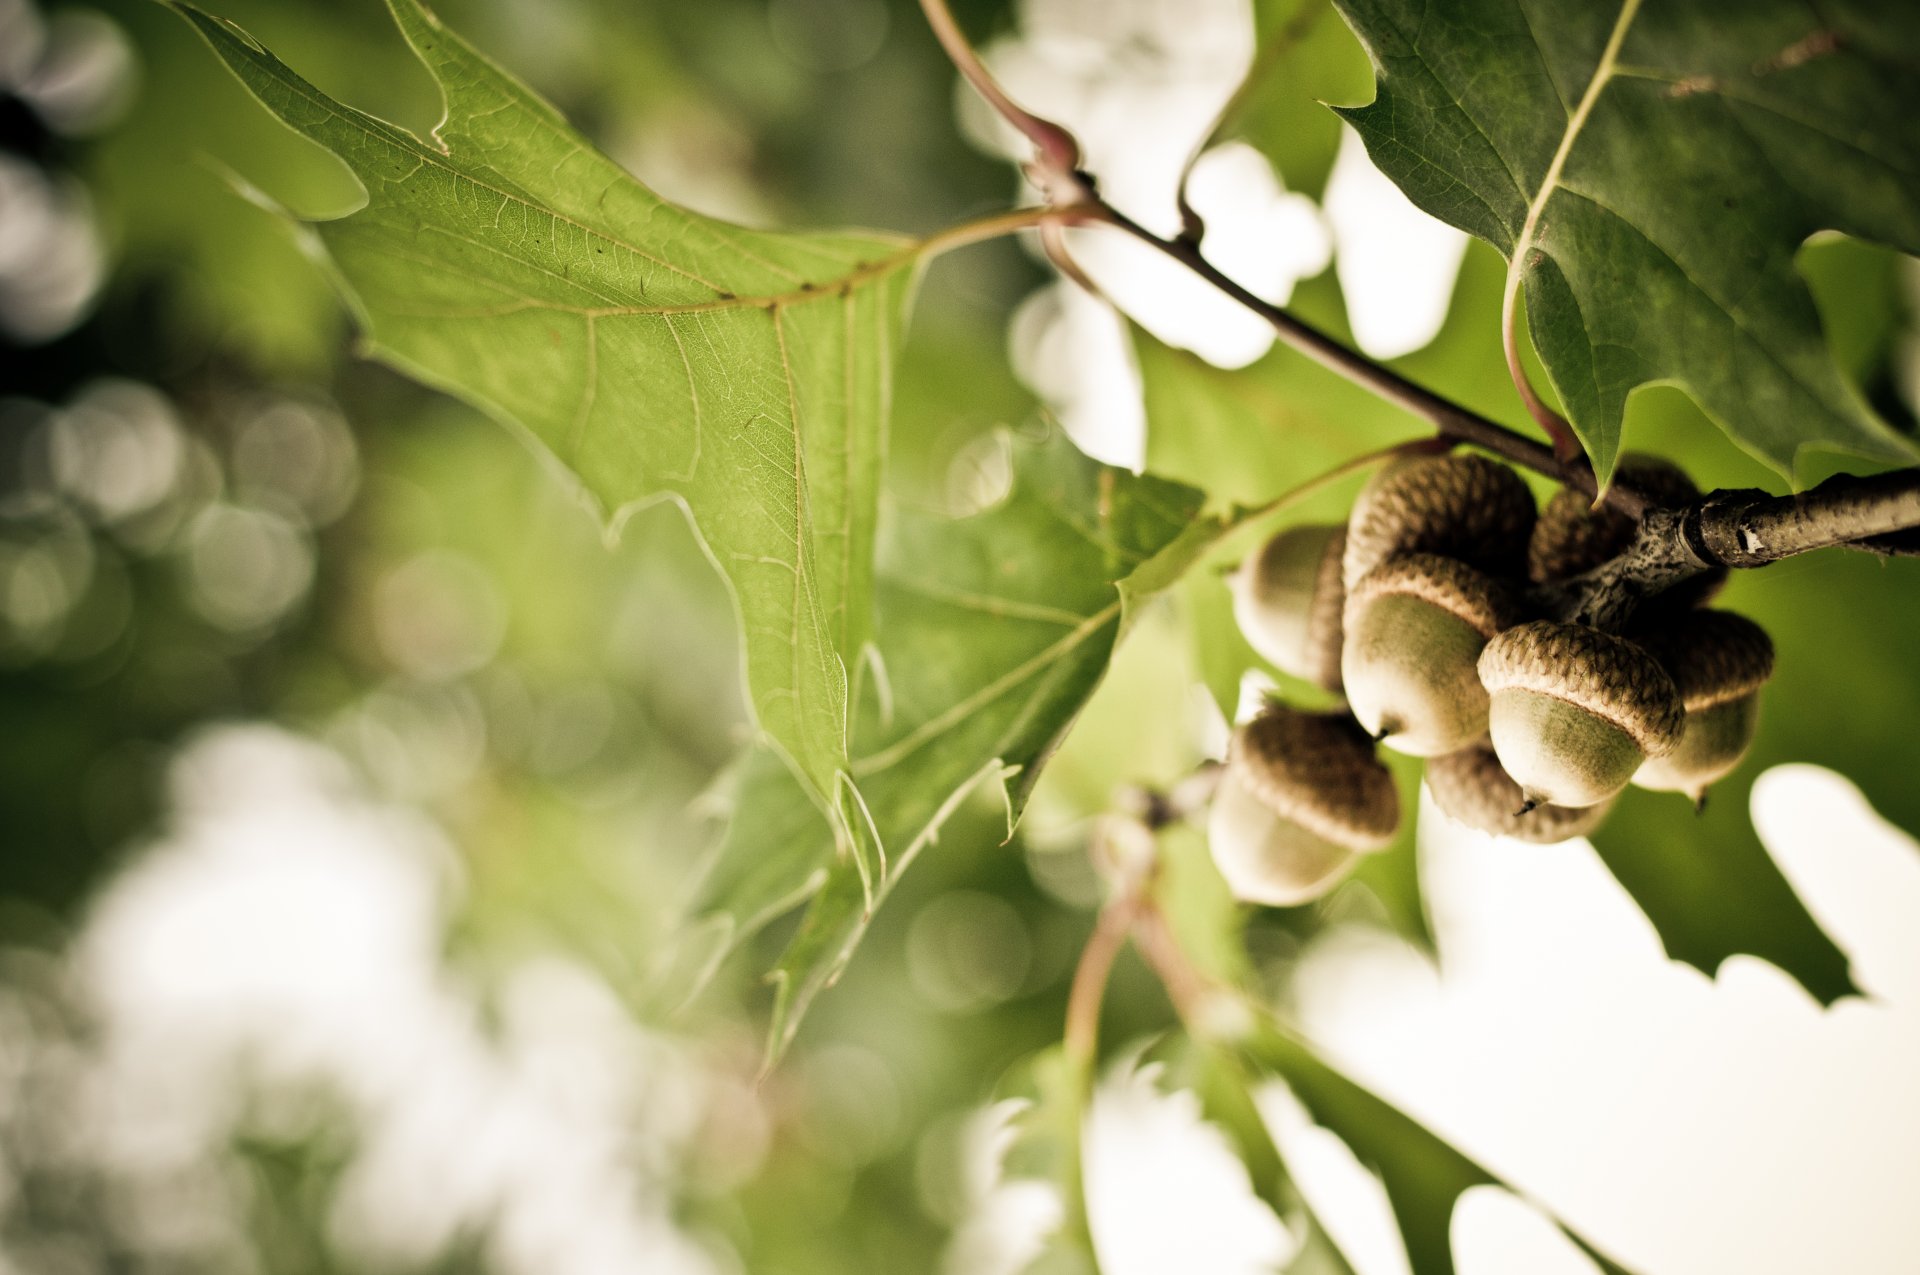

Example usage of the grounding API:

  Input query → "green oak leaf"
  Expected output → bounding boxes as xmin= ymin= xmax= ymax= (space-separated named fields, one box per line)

xmin=1333 ymin=0 xmax=1920 ymax=481
xmin=176 ymin=0 xmax=915 ymax=833
xmin=692 ymin=432 xmax=1210 ymax=1062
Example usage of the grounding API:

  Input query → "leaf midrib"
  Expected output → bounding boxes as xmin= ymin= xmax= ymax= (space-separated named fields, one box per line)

xmin=1508 ymin=0 xmax=1645 ymax=274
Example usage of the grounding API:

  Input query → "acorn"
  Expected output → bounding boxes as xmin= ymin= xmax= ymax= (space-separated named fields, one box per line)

xmin=1631 ymin=610 xmax=1775 ymax=805
xmin=1207 ymin=704 xmax=1400 ymax=906
xmin=1229 ymin=523 xmax=1346 ymax=691
xmin=1528 ymin=454 xmax=1727 ymax=604
xmin=1426 ymin=746 xmax=1613 ymax=844
xmin=1478 ymin=620 xmax=1684 ymax=809
xmin=1341 ymin=553 xmax=1520 ymax=756
xmin=1343 ymin=453 xmax=1536 ymax=590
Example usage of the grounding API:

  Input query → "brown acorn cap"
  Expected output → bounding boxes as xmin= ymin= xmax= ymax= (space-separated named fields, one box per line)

xmin=1478 ymin=620 xmax=1685 ymax=756
xmin=1229 ymin=705 xmax=1400 ymax=850
xmin=1634 ymin=610 xmax=1775 ymax=711
xmin=1344 ymin=454 xmax=1537 ymax=589
xmin=1426 ymin=747 xmax=1613 ymax=844
xmin=1528 ymin=455 xmax=1728 ymax=603
xmin=1528 ymin=455 xmax=1698 ymax=583
xmin=1343 ymin=553 xmax=1520 ymax=640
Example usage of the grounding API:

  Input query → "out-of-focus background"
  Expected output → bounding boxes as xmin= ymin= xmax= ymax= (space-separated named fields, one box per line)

xmin=2 ymin=0 xmax=1918 ymax=1271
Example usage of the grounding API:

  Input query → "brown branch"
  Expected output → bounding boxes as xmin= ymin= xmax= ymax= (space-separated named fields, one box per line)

xmin=1082 ymin=203 xmax=1650 ymax=518
xmin=1064 ymin=893 xmax=1141 ymax=1069
xmin=912 ymin=0 xmax=1920 ymax=571
xmin=1546 ymin=470 xmax=1920 ymax=628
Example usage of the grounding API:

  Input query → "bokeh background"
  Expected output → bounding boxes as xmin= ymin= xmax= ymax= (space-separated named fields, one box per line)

xmin=3 ymin=0 xmax=1919 ymax=1271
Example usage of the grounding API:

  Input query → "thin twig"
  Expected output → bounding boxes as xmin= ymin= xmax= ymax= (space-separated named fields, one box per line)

xmin=915 ymin=0 xmax=1093 ymax=204
xmin=1546 ymin=470 xmax=1920 ymax=628
xmin=912 ymin=0 xmax=1920 ymax=567
xmin=1084 ymin=203 xmax=1647 ymax=517
xmin=1064 ymin=894 xmax=1143 ymax=1069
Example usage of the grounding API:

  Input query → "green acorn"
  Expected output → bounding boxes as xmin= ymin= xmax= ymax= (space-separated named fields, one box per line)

xmin=1632 ymin=610 xmax=1775 ymax=805
xmin=1426 ymin=746 xmax=1613 ymax=844
xmin=1478 ymin=620 xmax=1684 ymax=809
xmin=1207 ymin=704 xmax=1400 ymax=906
xmin=1341 ymin=553 xmax=1519 ymax=756
xmin=1229 ymin=523 xmax=1346 ymax=692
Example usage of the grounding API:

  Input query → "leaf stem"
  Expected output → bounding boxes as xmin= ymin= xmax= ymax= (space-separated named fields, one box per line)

xmin=1500 ymin=277 xmax=1582 ymax=460
xmin=914 ymin=0 xmax=1090 ymax=202
xmin=1499 ymin=0 xmax=1644 ymax=464
xmin=1172 ymin=0 xmax=1330 ymax=243
xmin=1064 ymin=891 xmax=1142 ymax=1070
xmin=916 ymin=203 xmax=1096 ymax=261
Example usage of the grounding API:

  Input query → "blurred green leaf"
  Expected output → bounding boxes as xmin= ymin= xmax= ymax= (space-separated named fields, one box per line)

xmin=1221 ymin=0 xmax=1377 ymax=200
xmin=1332 ymin=0 xmax=1920 ymax=480
xmin=696 ymin=432 xmax=1209 ymax=1061
xmin=176 ymin=0 xmax=914 ymax=828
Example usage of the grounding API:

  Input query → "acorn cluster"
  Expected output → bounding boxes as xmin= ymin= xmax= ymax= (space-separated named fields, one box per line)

xmin=1212 ymin=453 xmax=1775 ymax=906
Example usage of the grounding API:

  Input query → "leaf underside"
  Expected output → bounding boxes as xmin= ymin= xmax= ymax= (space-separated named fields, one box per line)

xmin=176 ymin=0 xmax=914 ymax=823
xmin=1334 ymin=0 xmax=1920 ymax=481
xmin=697 ymin=432 xmax=1209 ymax=1062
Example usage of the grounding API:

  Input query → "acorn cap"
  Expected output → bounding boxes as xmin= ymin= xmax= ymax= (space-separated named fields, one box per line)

xmin=1635 ymin=610 xmax=1775 ymax=711
xmin=1478 ymin=620 xmax=1685 ymax=757
xmin=1344 ymin=454 xmax=1536 ymax=589
xmin=1528 ymin=455 xmax=1729 ymax=604
xmin=1228 ymin=705 xmax=1400 ymax=850
xmin=1344 ymin=553 xmax=1519 ymax=640
xmin=1528 ymin=455 xmax=1700 ymax=583
xmin=1426 ymin=747 xmax=1613 ymax=844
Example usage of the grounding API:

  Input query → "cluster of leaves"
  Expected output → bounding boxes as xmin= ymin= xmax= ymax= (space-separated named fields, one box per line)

xmin=174 ymin=0 xmax=1920 ymax=1269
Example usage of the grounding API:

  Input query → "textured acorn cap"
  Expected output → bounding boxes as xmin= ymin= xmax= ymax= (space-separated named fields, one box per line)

xmin=1426 ymin=747 xmax=1613 ymax=844
xmin=1634 ymin=610 xmax=1775 ymax=711
xmin=1478 ymin=621 xmax=1685 ymax=757
xmin=1344 ymin=454 xmax=1536 ymax=589
xmin=1528 ymin=455 xmax=1728 ymax=604
xmin=1344 ymin=553 xmax=1519 ymax=639
xmin=1231 ymin=523 xmax=1346 ymax=691
xmin=1228 ymin=705 xmax=1400 ymax=850
xmin=1528 ymin=455 xmax=1699 ymax=583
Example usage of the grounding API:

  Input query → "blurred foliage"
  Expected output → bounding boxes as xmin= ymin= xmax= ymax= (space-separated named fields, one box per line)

xmin=3 ymin=0 xmax=1919 ymax=1271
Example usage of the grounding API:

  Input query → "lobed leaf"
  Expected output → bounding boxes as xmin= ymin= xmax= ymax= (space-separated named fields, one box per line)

xmin=175 ymin=0 xmax=915 ymax=825
xmin=1333 ymin=0 xmax=1920 ymax=480
xmin=696 ymin=432 xmax=1210 ymax=1062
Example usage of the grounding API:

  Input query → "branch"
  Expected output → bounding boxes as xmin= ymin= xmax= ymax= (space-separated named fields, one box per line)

xmin=1064 ymin=889 xmax=1142 ymax=1069
xmin=1083 ymin=203 xmax=1650 ymax=518
xmin=1546 ymin=470 xmax=1920 ymax=628
xmin=913 ymin=0 xmax=1653 ymax=514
